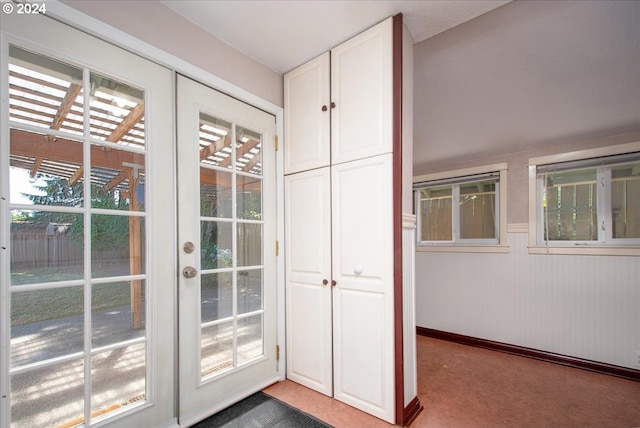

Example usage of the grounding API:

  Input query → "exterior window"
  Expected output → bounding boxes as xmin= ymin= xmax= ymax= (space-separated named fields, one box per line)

xmin=415 ymin=174 xmax=500 ymax=245
xmin=537 ymin=157 xmax=640 ymax=245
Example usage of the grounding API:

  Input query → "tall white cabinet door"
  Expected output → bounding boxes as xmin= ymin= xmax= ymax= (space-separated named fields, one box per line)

xmin=331 ymin=154 xmax=394 ymax=423
xmin=284 ymin=52 xmax=331 ymax=174
xmin=285 ymin=168 xmax=333 ymax=396
xmin=331 ymin=18 xmax=393 ymax=165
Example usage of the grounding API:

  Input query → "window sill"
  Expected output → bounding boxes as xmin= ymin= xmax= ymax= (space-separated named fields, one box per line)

xmin=416 ymin=245 xmax=509 ymax=254
xmin=528 ymin=245 xmax=640 ymax=256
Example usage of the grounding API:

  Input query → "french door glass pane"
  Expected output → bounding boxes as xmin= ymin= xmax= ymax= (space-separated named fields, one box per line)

xmin=11 ymin=285 xmax=84 ymax=366
xmin=89 ymin=73 xmax=145 ymax=147
xmin=237 ymin=314 xmax=264 ymax=365
xmin=201 ymin=272 xmax=233 ymax=323
xmin=200 ymin=170 xmax=233 ymax=218
xmin=199 ymin=113 xmax=232 ymax=167
xmin=11 ymin=358 xmax=84 ymax=428
xmin=201 ymin=220 xmax=233 ymax=270
xmin=9 ymin=135 xmax=84 ymax=207
xmin=237 ymin=174 xmax=262 ymax=220
xmin=91 ymin=343 xmax=146 ymax=420
xmin=237 ymin=223 xmax=262 ymax=267
xmin=9 ymin=210 xmax=84 ymax=285
xmin=235 ymin=126 xmax=262 ymax=176
xmin=90 ymin=145 xmax=146 ymax=212
xmin=237 ymin=269 xmax=263 ymax=315
xmin=8 ymin=46 xmax=84 ymax=136
xmin=92 ymin=281 xmax=146 ymax=347
xmin=201 ymin=322 xmax=234 ymax=378
xmin=91 ymin=214 xmax=145 ymax=278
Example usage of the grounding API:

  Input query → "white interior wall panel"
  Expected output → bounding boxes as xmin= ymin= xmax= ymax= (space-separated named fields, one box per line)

xmin=415 ymin=232 xmax=640 ymax=369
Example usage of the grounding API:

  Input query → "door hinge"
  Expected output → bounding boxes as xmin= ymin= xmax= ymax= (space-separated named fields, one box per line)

xmin=274 ymin=135 xmax=278 ymax=151
xmin=276 ymin=345 xmax=280 ymax=361
xmin=275 ymin=240 xmax=279 ymax=256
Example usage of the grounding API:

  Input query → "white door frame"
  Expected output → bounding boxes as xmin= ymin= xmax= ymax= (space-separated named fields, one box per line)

xmin=42 ymin=1 xmax=286 ymax=381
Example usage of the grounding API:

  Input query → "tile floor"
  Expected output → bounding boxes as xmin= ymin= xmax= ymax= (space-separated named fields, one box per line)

xmin=264 ymin=335 xmax=640 ymax=427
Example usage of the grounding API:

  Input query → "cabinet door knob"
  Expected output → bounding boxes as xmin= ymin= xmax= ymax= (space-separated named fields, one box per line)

xmin=321 ymin=105 xmax=327 ymax=112
xmin=331 ymin=280 xmax=337 ymax=287
xmin=330 ymin=102 xmax=336 ymax=109
xmin=322 ymin=279 xmax=328 ymax=286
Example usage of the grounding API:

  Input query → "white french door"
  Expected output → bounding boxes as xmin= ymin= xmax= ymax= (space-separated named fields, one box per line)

xmin=176 ymin=75 xmax=278 ymax=426
xmin=1 ymin=11 xmax=175 ymax=428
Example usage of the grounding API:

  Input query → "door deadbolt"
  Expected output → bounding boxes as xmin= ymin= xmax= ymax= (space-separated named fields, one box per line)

xmin=182 ymin=266 xmax=197 ymax=279
xmin=183 ymin=241 xmax=195 ymax=253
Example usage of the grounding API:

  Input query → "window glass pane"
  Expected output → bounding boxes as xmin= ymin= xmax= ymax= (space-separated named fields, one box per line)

xmin=9 ymin=45 xmax=84 ymax=136
xmin=10 ymin=210 xmax=84 ymax=285
xmin=419 ymin=186 xmax=452 ymax=241
xmin=201 ymin=221 xmax=233 ymax=270
xmin=201 ymin=322 xmax=233 ymax=378
xmin=237 ymin=174 xmax=262 ymax=220
xmin=91 ymin=214 xmax=145 ymax=278
xmin=89 ymin=73 xmax=145 ymax=148
xmin=10 ymin=133 xmax=84 ymax=207
xmin=237 ymin=223 xmax=262 ymax=267
xmin=199 ymin=113 xmax=232 ymax=168
xmin=92 ymin=281 xmax=145 ymax=348
xmin=237 ymin=314 xmax=263 ymax=365
xmin=612 ymin=162 xmax=640 ymax=239
xmin=235 ymin=126 xmax=262 ymax=176
xmin=543 ymin=169 xmax=597 ymax=241
xmin=200 ymin=170 xmax=232 ymax=218
xmin=11 ymin=358 xmax=84 ymax=428
xmin=90 ymin=145 xmax=145 ymax=212
xmin=201 ymin=272 xmax=233 ymax=323
xmin=11 ymin=286 xmax=84 ymax=366
xmin=460 ymin=180 xmax=496 ymax=239
xmin=91 ymin=343 xmax=146 ymax=423
xmin=237 ymin=269 xmax=263 ymax=315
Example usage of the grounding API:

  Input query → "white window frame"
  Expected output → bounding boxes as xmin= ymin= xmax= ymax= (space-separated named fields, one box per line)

xmin=528 ymin=141 xmax=640 ymax=256
xmin=414 ymin=163 xmax=508 ymax=253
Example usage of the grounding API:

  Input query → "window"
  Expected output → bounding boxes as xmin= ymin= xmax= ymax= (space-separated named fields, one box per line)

xmin=414 ymin=163 xmax=508 ymax=252
xmin=529 ymin=142 xmax=640 ymax=255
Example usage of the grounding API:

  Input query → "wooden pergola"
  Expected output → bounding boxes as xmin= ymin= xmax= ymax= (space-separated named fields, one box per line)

xmin=8 ymin=47 xmax=263 ymax=329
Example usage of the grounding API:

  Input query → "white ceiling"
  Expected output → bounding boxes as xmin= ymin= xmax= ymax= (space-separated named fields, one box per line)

xmin=161 ymin=0 xmax=510 ymax=74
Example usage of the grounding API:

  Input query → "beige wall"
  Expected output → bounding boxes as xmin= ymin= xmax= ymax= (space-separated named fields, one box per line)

xmin=62 ymin=1 xmax=284 ymax=107
xmin=412 ymin=0 xmax=640 ymax=224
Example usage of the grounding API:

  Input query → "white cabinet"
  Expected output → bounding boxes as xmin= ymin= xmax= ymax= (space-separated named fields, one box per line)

xmin=284 ymin=16 xmax=408 ymax=425
xmin=330 ymin=19 xmax=393 ymax=165
xmin=284 ymin=53 xmax=330 ymax=174
xmin=284 ymin=18 xmax=392 ymax=174
xmin=284 ymin=168 xmax=333 ymax=396
xmin=331 ymin=154 xmax=394 ymax=419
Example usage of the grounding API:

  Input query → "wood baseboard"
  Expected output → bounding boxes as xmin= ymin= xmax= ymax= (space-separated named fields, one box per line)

xmin=402 ymin=396 xmax=423 ymax=426
xmin=417 ymin=327 xmax=640 ymax=382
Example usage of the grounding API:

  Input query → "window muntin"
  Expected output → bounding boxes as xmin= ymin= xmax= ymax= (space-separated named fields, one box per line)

xmin=536 ymin=158 xmax=640 ymax=245
xmin=416 ymin=175 xmax=499 ymax=245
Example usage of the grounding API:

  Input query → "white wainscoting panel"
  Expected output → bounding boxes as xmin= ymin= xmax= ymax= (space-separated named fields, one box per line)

xmin=416 ymin=232 xmax=640 ymax=369
xmin=403 ymin=215 xmax=418 ymax=407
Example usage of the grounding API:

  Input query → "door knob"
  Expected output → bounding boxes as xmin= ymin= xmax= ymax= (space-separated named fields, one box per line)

xmin=322 ymin=279 xmax=328 ymax=286
xmin=183 ymin=241 xmax=195 ymax=253
xmin=182 ymin=266 xmax=198 ymax=279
